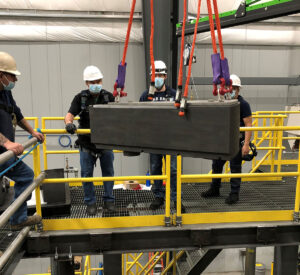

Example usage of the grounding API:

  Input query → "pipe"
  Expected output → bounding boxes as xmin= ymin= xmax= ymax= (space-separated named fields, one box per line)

xmin=0 ymin=225 xmax=30 ymax=270
xmin=0 ymin=137 xmax=37 ymax=166
xmin=0 ymin=11 xmax=142 ymax=21
xmin=0 ymin=173 xmax=45 ymax=228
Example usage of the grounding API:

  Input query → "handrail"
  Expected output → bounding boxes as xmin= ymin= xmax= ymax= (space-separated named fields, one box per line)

xmin=0 ymin=224 xmax=31 ymax=270
xmin=0 ymin=137 xmax=37 ymax=166
xmin=0 ymin=173 xmax=45 ymax=228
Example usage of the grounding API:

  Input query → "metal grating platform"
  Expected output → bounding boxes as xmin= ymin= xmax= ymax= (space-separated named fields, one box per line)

xmin=43 ymin=177 xmax=296 ymax=220
xmin=0 ymin=224 xmax=19 ymax=252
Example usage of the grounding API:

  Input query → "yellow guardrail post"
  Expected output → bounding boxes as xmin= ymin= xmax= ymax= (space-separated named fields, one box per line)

xmin=276 ymin=116 xmax=284 ymax=173
xmin=294 ymin=147 xmax=300 ymax=221
xmin=41 ymin=118 xmax=48 ymax=170
xmin=31 ymin=122 xmax=42 ymax=217
xmin=165 ymin=155 xmax=171 ymax=227
xmin=176 ymin=155 xmax=182 ymax=226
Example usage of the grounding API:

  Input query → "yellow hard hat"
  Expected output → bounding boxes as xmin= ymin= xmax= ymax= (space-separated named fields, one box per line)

xmin=0 ymin=52 xmax=21 ymax=76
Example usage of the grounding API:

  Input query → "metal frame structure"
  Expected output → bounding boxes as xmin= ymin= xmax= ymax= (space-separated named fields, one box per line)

xmin=176 ymin=0 xmax=300 ymax=36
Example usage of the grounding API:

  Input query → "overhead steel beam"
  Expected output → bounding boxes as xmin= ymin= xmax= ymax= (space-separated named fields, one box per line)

xmin=190 ymin=77 xmax=300 ymax=86
xmin=176 ymin=0 xmax=300 ymax=36
xmin=25 ymin=223 xmax=300 ymax=257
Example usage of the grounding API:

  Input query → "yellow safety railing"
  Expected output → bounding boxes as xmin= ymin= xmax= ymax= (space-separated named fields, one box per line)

xmin=83 ymin=255 xmax=103 ymax=275
xmin=125 ymin=250 xmax=184 ymax=275
xmin=18 ymin=112 xmax=300 ymax=230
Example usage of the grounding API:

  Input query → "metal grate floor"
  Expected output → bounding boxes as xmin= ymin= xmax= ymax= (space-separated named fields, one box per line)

xmin=43 ymin=177 xmax=296 ymax=219
xmin=0 ymin=225 xmax=19 ymax=253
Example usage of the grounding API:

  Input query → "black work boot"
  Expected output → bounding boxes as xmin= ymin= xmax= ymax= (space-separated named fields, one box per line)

xmin=86 ymin=203 xmax=97 ymax=215
xmin=150 ymin=197 xmax=164 ymax=210
xmin=225 ymin=193 xmax=239 ymax=205
xmin=103 ymin=201 xmax=115 ymax=212
xmin=11 ymin=215 xmax=42 ymax=231
xmin=173 ymin=201 xmax=186 ymax=213
xmin=201 ymin=187 xmax=220 ymax=198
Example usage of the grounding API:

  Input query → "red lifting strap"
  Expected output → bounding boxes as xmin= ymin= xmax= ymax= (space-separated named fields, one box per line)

xmin=113 ymin=0 xmax=136 ymax=98
xmin=178 ymin=0 xmax=202 ymax=116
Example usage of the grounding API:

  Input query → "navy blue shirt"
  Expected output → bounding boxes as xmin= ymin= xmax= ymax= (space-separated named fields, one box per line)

xmin=0 ymin=90 xmax=23 ymax=153
xmin=68 ymin=89 xmax=114 ymax=150
xmin=238 ymin=95 xmax=251 ymax=127
xmin=139 ymin=86 xmax=176 ymax=102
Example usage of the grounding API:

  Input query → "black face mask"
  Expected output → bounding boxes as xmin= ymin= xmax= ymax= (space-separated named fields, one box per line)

xmin=241 ymin=142 xmax=257 ymax=161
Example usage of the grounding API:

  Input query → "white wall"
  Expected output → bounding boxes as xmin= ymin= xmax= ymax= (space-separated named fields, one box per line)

xmin=0 ymin=41 xmax=148 ymax=177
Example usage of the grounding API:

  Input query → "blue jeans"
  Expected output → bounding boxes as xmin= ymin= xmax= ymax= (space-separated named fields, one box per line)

xmin=211 ymin=148 xmax=242 ymax=194
xmin=150 ymin=154 xmax=178 ymax=201
xmin=80 ymin=149 xmax=114 ymax=205
xmin=0 ymin=157 xmax=34 ymax=225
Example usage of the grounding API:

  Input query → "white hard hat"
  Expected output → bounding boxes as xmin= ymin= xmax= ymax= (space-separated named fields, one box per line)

xmin=150 ymin=60 xmax=167 ymax=75
xmin=230 ymin=74 xmax=242 ymax=87
xmin=83 ymin=65 xmax=103 ymax=81
xmin=0 ymin=52 xmax=21 ymax=76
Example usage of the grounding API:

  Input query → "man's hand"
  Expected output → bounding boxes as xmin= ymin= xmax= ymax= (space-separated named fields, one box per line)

xmin=32 ymin=131 xmax=45 ymax=143
xmin=242 ymin=144 xmax=250 ymax=157
xmin=65 ymin=123 xmax=77 ymax=134
xmin=4 ymin=140 xmax=24 ymax=156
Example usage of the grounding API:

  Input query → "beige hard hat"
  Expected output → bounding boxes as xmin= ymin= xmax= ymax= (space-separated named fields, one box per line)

xmin=0 ymin=52 xmax=21 ymax=76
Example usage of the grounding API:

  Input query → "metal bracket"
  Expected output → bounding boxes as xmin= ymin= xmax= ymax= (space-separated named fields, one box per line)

xmin=235 ymin=0 xmax=246 ymax=18
xmin=191 ymin=230 xmax=212 ymax=246
xmin=175 ymin=215 xmax=182 ymax=227
xmin=257 ymin=227 xmax=277 ymax=244
xmin=293 ymin=211 xmax=299 ymax=223
xmin=164 ymin=216 xmax=171 ymax=227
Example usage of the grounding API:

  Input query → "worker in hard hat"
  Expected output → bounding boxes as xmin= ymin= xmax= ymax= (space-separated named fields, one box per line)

xmin=140 ymin=60 xmax=186 ymax=212
xmin=64 ymin=65 xmax=115 ymax=215
xmin=0 ymin=51 xmax=44 ymax=230
xmin=202 ymin=74 xmax=252 ymax=204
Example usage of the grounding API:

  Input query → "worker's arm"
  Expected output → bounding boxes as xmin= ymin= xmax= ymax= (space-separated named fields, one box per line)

xmin=242 ymin=116 xmax=252 ymax=156
xmin=0 ymin=132 xmax=23 ymax=155
xmin=18 ymin=118 xmax=44 ymax=143
xmin=65 ymin=112 xmax=75 ymax=124
xmin=64 ymin=112 xmax=77 ymax=134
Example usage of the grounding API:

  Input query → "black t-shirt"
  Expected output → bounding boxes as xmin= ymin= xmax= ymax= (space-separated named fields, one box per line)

xmin=0 ymin=90 xmax=24 ymax=153
xmin=68 ymin=89 xmax=114 ymax=150
xmin=139 ymin=86 xmax=176 ymax=102
xmin=238 ymin=95 xmax=252 ymax=127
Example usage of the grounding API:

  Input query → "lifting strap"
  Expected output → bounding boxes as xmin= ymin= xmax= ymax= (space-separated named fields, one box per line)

xmin=178 ymin=0 xmax=202 ymax=116
xmin=207 ymin=0 xmax=232 ymax=96
xmin=174 ymin=0 xmax=187 ymax=108
xmin=113 ymin=0 xmax=136 ymax=100
xmin=147 ymin=0 xmax=156 ymax=101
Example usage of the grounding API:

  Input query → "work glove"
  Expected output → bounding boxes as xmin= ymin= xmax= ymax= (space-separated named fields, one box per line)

xmin=65 ymin=123 xmax=77 ymax=135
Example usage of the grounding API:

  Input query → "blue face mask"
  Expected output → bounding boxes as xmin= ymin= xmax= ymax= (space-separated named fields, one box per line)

xmin=2 ymin=75 xmax=15 ymax=91
xmin=155 ymin=77 xmax=164 ymax=90
xmin=89 ymin=84 xmax=102 ymax=94
xmin=230 ymin=90 xmax=236 ymax=99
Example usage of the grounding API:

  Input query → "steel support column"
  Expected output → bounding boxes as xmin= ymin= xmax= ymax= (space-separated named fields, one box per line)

xmin=142 ymin=0 xmax=171 ymax=87
xmin=274 ymin=245 xmax=298 ymax=275
xmin=245 ymin=248 xmax=256 ymax=275
xmin=50 ymin=257 xmax=75 ymax=275
xmin=103 ymin=253 xmax=122 ymax=275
